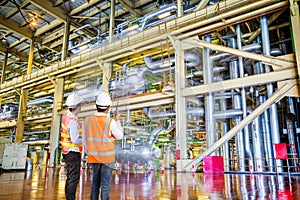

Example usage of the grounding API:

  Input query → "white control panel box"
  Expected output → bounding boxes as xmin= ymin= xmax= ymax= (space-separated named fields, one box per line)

xmin=2 ymin=143 xmax=28 ymax=170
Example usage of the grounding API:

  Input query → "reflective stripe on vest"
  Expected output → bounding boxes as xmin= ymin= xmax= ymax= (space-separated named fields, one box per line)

xmin=85 ymin=115 xmax=115 ymax=163
xmin=60 ymin=113 xmax=83 ymax=154
xmin=88 ymin=151 xmax=115 ymax=156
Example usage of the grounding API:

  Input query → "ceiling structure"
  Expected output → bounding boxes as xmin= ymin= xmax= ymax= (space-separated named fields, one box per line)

xmin=0 ymin=0 xmax=204 ymax=102
xmin=0 ymin=0 xmax=206 ymax=135
xmin=0 ymin=0 xmax=158 ymax=78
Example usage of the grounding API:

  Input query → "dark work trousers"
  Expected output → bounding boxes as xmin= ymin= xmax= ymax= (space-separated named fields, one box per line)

xmin=90 ymin=163 xmax=113 ymax=200
xmin=63 ymin=151 xmax=81 ymax=200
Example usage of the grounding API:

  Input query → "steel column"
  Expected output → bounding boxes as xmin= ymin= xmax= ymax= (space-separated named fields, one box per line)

xmin=49 ymin=77 xmax=64 ymax=167
xmin=174 ymin=38 xmax=188 ymax=171
xmin=15 ymin=40 xmax=34 ymax=143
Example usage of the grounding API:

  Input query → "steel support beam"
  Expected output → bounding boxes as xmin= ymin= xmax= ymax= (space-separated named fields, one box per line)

xmin=0 ymin=13 xmax=34 ymax=40
xmin=30 ymin=0 xmax=66 ymax=21
xmin=195 ymin=0 xmax=210 ymax=11
xmin=183 ymin=68 xmax=298 ymax=96
xmin=193 ymin=38 xmax=295 ymax=70
xmin=15 ymin=89 xmax=27 ymax=143
xmin=97 ymin=60 xmax=112 ymax=92
xmin=119 ymin=0 xmax=141 ymax=17
xmin=1 ymin=50 xmax=8 ymax=84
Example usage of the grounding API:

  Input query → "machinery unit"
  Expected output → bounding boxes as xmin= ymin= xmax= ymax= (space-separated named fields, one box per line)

xmin=1 ymin=143 xmax=28 ymax=170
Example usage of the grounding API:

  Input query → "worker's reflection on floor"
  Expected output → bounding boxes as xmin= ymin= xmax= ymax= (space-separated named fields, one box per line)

xmin=0 ymin=166 xmax=300 ymax=199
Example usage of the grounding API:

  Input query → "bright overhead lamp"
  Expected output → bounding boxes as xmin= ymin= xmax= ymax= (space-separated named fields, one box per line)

xmin=30 ymin=20 xmax=38 ymax=27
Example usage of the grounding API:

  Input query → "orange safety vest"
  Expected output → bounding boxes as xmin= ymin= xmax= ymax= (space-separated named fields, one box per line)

xmin=85 ymin=115 xmax=115 ymax=163
xmin=60 ymin=113 xmax=83 ymax=154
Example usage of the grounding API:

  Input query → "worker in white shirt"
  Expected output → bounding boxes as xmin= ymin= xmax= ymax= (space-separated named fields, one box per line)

xmin=60 ymin=93 xmax=83 ymax=200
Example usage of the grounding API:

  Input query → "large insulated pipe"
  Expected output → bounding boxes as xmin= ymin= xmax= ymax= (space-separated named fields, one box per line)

xmin=147 ymin=123 xmax=175 ymax=146
xmin=252 ymin=61 xmax=268 ymax=173
xmin=219 ymin=94 xmax=231 ymax=171
xmin=237 ymin=24 xmax=254 ymax=172
xmin=27 ymin=96 xmax=54 ymax=106
xmin=140 ymin=4 xmax=177 ymax=30
xmin=185 ymin=66 xmax=227 ymax=78
xmin=213 ymin=109 xmax=243 ymax=119
xmin=257 ymin=175 xmax=268 ymax=198
xmin=144 ymin=15 xmax=177 ymax=30
xmin=123 ymin=109 xmax=131 ymax=127
xmin=286 ymin=113 xmax=299 ymax=171
xmin=204 ymin=35 xmax=217 ymax=155
xmin=210 ymin=43 xmax=261 ymax=61
xmin=287 ymin=97 xmax=300 ymax=128
xmin=229 ymin=37 xmax=246 ymax=172
xmin=143 ymin=107 xmax=205 ymax=119
xmin=144 ymin=106 xmax=243 ymax=120
xmin=148 ymin=126 xmax=165 ymax=146
xmin=109 ymin=0 xmax=115 ymax=43
xmin=261 ymin=95 xmax=275 ymax=172
xmin=252 ymin=111 xmax=265 ymax=172
xmin=144 ymin=52 xmax=200 ymax=70
xmin=287 ymin=97 xmax=296 ymax=114
xmin=287 ymin=97 xmax=300 ymax=155
xmin=261 ymin=15 xmax=282 ymax=172
xmin=253 ymin=60 xmax=273 ymax=173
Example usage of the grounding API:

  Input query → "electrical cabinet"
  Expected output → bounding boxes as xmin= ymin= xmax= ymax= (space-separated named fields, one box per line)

xmin=2 ymin=143 xmax=28 ymax=170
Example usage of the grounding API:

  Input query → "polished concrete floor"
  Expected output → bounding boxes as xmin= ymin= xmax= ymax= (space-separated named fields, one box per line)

xmin=0 ymin=166 xmax=300 ymax=199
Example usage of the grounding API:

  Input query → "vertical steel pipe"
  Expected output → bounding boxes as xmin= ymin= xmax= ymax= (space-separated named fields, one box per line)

xmin=229 ymin=37 xmax=245 ymax=171
xmin=286 ymin=113 xmax=299 ymax=171
xmin=220 ymin=96 xmax=231 ymax=171
xmin=252 ymin=114 xmax=265 ymax=172
xmin=287 ymin=97 xmax=300 ymax=156
xmin=204 ymin=35 xmax=216 ymax=155
xmin=109 ymin=0 xmax=115 ymax=43
xmin=261 ymin=95 xmax=275 ymax=172
xmin=261 ymin=15 xmax=282 ymax=172
xmin=237 ymin=24 xmax=254 ymax=172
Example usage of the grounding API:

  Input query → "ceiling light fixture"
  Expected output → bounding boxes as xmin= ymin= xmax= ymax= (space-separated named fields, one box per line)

xmin=30 ymin=20 xmax=38 ymax=27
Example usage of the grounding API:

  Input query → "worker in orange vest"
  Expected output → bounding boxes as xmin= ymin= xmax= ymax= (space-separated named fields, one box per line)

xmin=84 ymin=92 xmax=123 ymax=200
xmin=60 ymin=93 xmax=83 ymax=200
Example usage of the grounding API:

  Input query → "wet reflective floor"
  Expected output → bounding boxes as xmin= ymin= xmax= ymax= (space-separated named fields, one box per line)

xmin=0 ymin=166 xmax=300 ymax=199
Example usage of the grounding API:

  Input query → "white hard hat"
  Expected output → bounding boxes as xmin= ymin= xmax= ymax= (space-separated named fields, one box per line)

xmin=96 ymin=92 xmax=112 ymax=108
xmin=66 ymin=93 xmax=82 ymax=108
